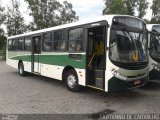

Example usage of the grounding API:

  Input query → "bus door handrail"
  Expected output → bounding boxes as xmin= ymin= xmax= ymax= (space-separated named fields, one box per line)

xmin=88 ymin=52 xmax=96 ymax=67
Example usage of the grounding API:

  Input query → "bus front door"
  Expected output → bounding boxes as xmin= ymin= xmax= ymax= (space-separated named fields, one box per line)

xmin=86 ymin=26 xmax=106 ymax=90
xmin=32 ymin=36 xmax=41 ymax=73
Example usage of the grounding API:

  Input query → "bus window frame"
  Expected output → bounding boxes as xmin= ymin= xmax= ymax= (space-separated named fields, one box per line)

xmin=24 ymin=36 xmax=32 ymax=52
xmin=67 ymin=27 xmax=84 ymax=53
xmin=42 ymin=32 xmax=53 ymax=52
xmin=18 ymin=37 xmax=25 ymax=51
xmin=53 ymin=29 xmax=67 ymax=52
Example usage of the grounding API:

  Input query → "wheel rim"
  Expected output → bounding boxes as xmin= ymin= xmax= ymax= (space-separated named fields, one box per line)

xmin=19 ymin=65 xmax=23 ymax=74
xmin=67 ymin=74 xmax=76 ymax=88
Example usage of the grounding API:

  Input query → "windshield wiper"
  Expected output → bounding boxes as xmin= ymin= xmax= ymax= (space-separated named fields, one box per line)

xmin=121 ymin=28 xmax=135 ymax=48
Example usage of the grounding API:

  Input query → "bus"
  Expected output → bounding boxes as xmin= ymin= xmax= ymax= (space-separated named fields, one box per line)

xmin=147 ymin=24 xmax=160 ymax=79
xmin=7 ymin=15 xmax=149 ymax=92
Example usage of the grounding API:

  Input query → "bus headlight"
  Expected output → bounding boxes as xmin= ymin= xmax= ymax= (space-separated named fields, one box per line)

xmin=152 ymin=64 xmax=160 ymax=71
xmin=111 ymin=68 xmax=128 ymax=80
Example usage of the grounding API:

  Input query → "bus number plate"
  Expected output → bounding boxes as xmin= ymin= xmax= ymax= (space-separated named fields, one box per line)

xmin=134 ymin=80 xmax=141 ymax=85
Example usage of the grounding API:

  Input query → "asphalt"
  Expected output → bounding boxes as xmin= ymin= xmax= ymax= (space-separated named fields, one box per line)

xmin=0 ymin=60 xmax=160 ymax=119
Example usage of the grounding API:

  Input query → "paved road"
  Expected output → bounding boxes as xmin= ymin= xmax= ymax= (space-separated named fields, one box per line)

xmin=0 ymin=61 xmax=160 ymax=117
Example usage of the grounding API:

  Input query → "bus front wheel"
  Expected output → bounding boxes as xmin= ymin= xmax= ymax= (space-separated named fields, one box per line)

xmin=65 ymin=70 xmax=81 ymax=92
xmin=18 ymin=62 xmax=26 ymax=76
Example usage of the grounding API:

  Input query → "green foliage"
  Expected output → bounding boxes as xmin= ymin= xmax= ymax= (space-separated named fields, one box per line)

xmin=103 ymin=0 xmax=149 ymax=19
xmin=150 ymin=18 xmax=160 ymax=24
xmin=136 ymin=0 xmax=149 ymax=19
xmin=0 ymin=28 xmax=7 ymax=60
xmin=58 ymin=1 xmax=79 ymax=25
xmin=0 ymin=0 xmax=6 ymax=25
xmin=150 ymin=0 xmax=160 ymax=24
xmin=103 ymin=0 xmax=128 ymax=15
xmin=5 ymin=0 xmax=27 ymax=36
xmin=151 ymin=0 xmax=160 ymax=18
xmin=25 ymin=0 xmax=78 ymax=31
xmin=103 ymin=0 xmax=137 ymax=15
xmin=124 ymin=0 xmax=136 ymax=16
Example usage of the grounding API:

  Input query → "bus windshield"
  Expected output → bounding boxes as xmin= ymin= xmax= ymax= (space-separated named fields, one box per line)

xmin=150 ymin=32 xmax=160 ymax=59
xmin=109 ymin=17 xmax=148 ymax=64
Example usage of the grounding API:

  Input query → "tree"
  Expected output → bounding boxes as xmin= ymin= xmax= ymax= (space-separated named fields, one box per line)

xmin=124 ymin=0 xmax=136 ymax=16
xmin=150 ymin=0 xmax=160 ymax=24
xmin=0 ymin=0 xmax=6 ymax=25
xmin=103 ymin=0 xmax=149 ymax=19
xmin=0 ymin=28 xmax=7 ymax=59
xmin=0 ymin=0 xmax=6 ymax=59
xmin=103 ymin=0 xmax=128 ymax=15
xmin=136 ymin=0 xmax=149 ymax=19
xmin=0 ymin=28 xmax=6 ymax=51
xmin=25 ymin=0 xmax=78 ymax=31
xmin=103 ymin=0 xmax=137 ymax=16
xmin=5 ymin=0 xmax=27 ymax=36
xmin=58 ymin=1 xmax=78 ymax=25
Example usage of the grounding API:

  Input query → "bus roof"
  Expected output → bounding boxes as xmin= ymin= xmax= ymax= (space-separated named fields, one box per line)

xmin=8 ymin=15 xmax=145 ymax=39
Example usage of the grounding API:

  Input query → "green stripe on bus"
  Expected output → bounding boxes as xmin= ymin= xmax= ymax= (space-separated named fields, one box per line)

xmin=10 ymin=54 xmax=86 ymax=69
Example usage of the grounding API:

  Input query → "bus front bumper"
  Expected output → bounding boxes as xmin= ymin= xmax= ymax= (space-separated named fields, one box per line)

xmin=108 ymin=74 xmax=148 ymax=92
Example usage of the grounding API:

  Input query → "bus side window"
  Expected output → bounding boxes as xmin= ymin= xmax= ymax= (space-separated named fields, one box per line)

xmin=43 ymin=32 xmax=52 ymax=52
xmin=12 ymin=39 xmax=18 ymax=51
xmin=8 ymin=39 xmax=12 ymax=51
xmin=75 ymin=28 xmax=83 ymax=52
xmin=68 ymin=29 xmax=75 ymax=51
xmin=24 ymin=37 xmax=31 ymax=51
xmin=18 ymin=38 xmax=24 ymax=51
xmin=54 ymin=30 xmax=66 ymax=51
xmin=68 ymin=28 xmax=83 ymax=52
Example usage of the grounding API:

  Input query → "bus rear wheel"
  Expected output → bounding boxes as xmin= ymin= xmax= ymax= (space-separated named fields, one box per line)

xmin=65 ymin=70 xmax=81 ymax=92
xmin=18 ymin=62 xmax=26 ymax=76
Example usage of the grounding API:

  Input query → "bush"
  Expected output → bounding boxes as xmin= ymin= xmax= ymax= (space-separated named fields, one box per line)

xmin=0 ymin=35 xmax=7 ymax=60
xmin=1 ymin=48 xmax=6 ymax=60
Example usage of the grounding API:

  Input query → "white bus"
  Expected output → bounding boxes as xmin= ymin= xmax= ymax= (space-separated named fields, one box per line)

xmin=7 ymin=15 xmax=149 ymax=92
xmin=147 ymin=24 xmax=160 ymax=79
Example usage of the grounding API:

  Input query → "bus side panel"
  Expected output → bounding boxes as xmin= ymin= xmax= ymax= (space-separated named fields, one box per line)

xmin=39 ymin=53 xmax=86 ymax=86
xmin=40 ymin=63 xmax=86 ymax=86
xmin=23 ymin=61 xmax=32 ymax=72
xmin=6 ymin=58 xmax=19 ymax=69
xmin=7 ymin=59 xmax=32 ymax=73
xmin=7 ymin=51 xmax=32 ymax=72
xmin=41 ymin=63 xmax=64 ymax=80
xmin=75 ymin=68 xmax=86 ymax=86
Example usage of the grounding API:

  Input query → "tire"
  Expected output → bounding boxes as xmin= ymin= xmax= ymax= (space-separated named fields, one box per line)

xmin=65 ymin=70 xmax=81 ymax=92
xmin=18 ymin=62 xmax=26 ymax=76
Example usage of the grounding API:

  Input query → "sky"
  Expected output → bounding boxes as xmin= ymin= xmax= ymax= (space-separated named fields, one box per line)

xmin=1 ymin=0 xmax=153 ymax=24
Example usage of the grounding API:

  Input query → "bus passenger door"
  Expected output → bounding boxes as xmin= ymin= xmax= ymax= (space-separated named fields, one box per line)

xmin=86 ymin=26 xmax=106 ymax=90
xmin=32 ymin=36 xmax=41 ymax=73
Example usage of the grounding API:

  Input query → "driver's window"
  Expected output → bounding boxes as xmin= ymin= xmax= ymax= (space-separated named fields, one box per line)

xmin=109 ymin=29 xmax=118 ymax=59
xmin=110 ymin=29 xmax=116 ymax=45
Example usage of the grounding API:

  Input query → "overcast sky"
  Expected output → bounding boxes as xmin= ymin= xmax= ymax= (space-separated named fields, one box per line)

xmin=1 ymin=0 xmax=153 ymax=24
